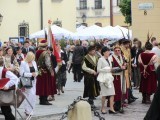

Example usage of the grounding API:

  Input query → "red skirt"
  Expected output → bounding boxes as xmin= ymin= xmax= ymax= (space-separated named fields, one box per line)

xmin=113 ymin=76 xmax=122 ymax=101
xmin=139 ymin=71 xmax=157 ymax=95
xmin=36 ymin=72 xmax=57 ymax=96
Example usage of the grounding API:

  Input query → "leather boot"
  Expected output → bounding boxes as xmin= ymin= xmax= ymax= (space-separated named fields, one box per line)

xmin=142 ymin=93 xmax=146 ymax=104
xmin=146 ymin=94 xmax=151 ymax=104
xmin=114 ymin=101 xmax=121 ymax=112
xmin=128 ymin=89 xmax=136 ymax=104
xmin=40 ymin=96 xmax=52 ymax=105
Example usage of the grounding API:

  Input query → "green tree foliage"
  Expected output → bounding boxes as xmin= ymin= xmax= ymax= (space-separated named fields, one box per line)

xmin=119 ymin=0 xmax=132 ymax=25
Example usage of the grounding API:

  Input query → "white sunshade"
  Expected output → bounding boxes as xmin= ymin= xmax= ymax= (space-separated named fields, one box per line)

xmin=29 ymin=25 xmax=74 ymax=40
xmin=72 ymin=25 xmax=104 ymax=40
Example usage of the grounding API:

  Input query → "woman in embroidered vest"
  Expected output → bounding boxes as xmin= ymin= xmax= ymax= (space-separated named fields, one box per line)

xmin=82 ymin=45 xmax=100 ymax=107
xmin=111 ymin=44 xmax=126 ymax=112
xmin=97 ymin=47 xmax=116 ymax=114
xmin=20 ymin=52 xmax=38 ymax=116
xmin=4 ymin=47 xmax=19 ymax=76
xmin=138 ymin=40 xmax=158 ymax=104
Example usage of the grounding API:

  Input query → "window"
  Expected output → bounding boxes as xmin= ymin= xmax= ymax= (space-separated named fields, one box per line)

xmin=18 ymin=21 xmax=29 ymax=37
xmin=95 ymin=0 xmax=102 ymax=9
xmin=79 ymin=0 xmax=87 ymax=9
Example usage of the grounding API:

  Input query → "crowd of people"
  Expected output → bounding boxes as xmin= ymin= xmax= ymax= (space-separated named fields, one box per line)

xmin=0 ymin=36 xmax=160 ymax=120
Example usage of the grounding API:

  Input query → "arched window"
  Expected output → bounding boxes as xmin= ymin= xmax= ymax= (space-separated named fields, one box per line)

xmin=95 ymin=0 xmax=102 ymax=9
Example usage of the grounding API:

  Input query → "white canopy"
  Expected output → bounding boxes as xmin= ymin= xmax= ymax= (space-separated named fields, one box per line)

xmin=72 ymin=25 xmax=132 ymax=40
xmin=76 ymin=25 xmax=87 ymax=32
xmin=29 ymin=25 xmax=74 ymax=40
xmin=72 ymin=25 xmax=104 ymax=40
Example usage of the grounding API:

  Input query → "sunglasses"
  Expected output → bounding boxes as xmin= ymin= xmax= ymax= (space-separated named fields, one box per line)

xmin=115 ymin=50 xmax=121 ymax=52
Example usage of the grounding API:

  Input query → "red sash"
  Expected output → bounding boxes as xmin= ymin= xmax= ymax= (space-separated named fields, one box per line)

xmin=0 ymin=69 xmax=10 ymax=89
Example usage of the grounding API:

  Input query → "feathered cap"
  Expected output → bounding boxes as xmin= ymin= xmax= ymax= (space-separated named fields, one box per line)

xmin=38 ymin=39 xmax=48 ymax=47
xmin=145 ymin=31 xmax=153 ymax=50
xmin=118 ymin=27 xmax=130 ymax=44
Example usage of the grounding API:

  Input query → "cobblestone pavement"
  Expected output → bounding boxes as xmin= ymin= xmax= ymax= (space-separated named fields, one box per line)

xmin=37 ymin=74 xmax=150 ymax=120
xmin=0 ymin=73 xmax=150 ymax=120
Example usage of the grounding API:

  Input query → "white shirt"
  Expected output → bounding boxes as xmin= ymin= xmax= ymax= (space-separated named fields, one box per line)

xmin=152 ymin=46 xmax=160 ymax=58
xmin=0 ymin=67 xmax=19 ymax=89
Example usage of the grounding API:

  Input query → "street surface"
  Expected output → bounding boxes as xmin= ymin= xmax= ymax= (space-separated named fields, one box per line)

xmin=0 ymin=73 xmax=150 ymax=120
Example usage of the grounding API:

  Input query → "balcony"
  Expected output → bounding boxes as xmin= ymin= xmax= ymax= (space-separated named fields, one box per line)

xmin=17 ymin=0 xmax=30 ymax=3
xmin=76 ymin=7 xmax=90 ymax=10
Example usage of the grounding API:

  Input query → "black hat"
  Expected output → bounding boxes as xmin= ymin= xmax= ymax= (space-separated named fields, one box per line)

xmin=88 ymin=45 xmax=96 ymax=52
xmin=122 ymin=39 xmax=130 ymax=44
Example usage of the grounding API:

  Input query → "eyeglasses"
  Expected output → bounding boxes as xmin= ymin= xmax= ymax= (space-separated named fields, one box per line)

xmin=115 ymin=50 xmax=121 ymax=52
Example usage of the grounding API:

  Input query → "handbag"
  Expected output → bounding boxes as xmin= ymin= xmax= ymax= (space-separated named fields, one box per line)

xmin=0 ymin=89 xmax=25 ymax=107
xmin=20 ymin=73 xmax=32 ymax=88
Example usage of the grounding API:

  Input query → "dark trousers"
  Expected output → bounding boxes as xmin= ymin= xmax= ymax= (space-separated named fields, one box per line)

xmin=73 ymin=64 xmax=83 ymax=82
xmin=133 ymin=67 xmax=141 ymax=87
xmin=1 ymin=106 xmax=15 ymax=120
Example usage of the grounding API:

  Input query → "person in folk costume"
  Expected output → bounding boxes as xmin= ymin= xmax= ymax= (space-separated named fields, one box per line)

xmin=16 ymin=47 xmax=24 ymax=65
xmin=0 ymin=57 xmax=19 ymax=120
xmin=56 ymin=44 xmax=68 ymax=95
xmin=144 ymin=64 xmax=160 ymax=120
xmin=138 ymin=36 xmax=158 ymax=104
xmin=47 ymin=47 xmax=57 ymax=101
xmin=4 ymin=47 xmax=19 ymax=76
xmin=120 ymin=39 xmax=138 ymax=104
xmin=110 ymin=44 xmax=126 ymax=112
xmin=36 ymin=39 xmax=55 ymax=105
xmin=82 ymin=45 xmax=100 ymax=107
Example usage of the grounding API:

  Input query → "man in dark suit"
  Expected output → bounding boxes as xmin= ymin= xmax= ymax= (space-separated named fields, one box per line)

xmin=131 ymin=40 xmax=143 ymax=88
xmin=22 ymin=41 xmax=35 ymax=55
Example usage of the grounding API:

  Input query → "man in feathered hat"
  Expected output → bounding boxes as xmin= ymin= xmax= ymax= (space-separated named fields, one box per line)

xmin=82 ymin=45 xmax=100 ymax=107
xmin=120 ymin=39 xmax=138 ymax=104
xmin=36 ymin=39 xmax=55 ymax=105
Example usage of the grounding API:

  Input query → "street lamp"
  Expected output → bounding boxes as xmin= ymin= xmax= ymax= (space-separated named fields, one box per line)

xmin=0 ymin=14 xmax=3 ymax=26
xmin=82 ymin=14 xmax=86 ymax=23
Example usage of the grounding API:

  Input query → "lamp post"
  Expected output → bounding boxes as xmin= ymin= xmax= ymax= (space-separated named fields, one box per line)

xmin=82 ymin=14 xmax=86 ymax=23
xmin=0 ymin=14 xmax=3 ymax=26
